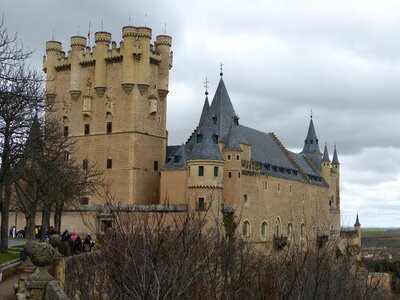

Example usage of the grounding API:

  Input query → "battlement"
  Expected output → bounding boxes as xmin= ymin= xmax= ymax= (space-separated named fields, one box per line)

xmin=46 ymin=40 xmax=62 ymax=52
xmin=71 ymin=36 xmax=86 ymax=48
xmin=156 ymin=35 xmax=172 ymax=47
xmin=136 ymin=27 xmax=152 ymax=39
xmin=95 ymin=31 xmax=112 ymax=44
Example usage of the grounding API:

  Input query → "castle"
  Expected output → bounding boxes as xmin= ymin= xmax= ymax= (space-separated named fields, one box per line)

xmin=40 ymin=25 xmax=348 ymax=244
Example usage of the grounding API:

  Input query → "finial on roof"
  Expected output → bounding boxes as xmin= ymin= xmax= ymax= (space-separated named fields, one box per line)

xmin=354 ymin=212 xmax=361 ymax=227
xmin=310 ymin=109 xmax=313 ymax=119
xmin=219 ymin=62 xmax=224 ymax=77
xmin=204 ymin=77 xmax=209 ymax=96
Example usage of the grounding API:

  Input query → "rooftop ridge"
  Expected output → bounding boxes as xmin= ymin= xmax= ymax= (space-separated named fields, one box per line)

xmin=269 ymin=132 xmax=310 ymax=183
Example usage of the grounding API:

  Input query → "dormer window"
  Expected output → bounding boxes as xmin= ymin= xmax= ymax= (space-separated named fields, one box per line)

xmin=174 ymin=155 xmax=181 ymax=163
xmin=234 ymin=116 xmax=239 ymax=125
xmin=305 ymin=140 xmax=308 ymax=144
xmin=316 ymin=139 xmax=319 ymax=144
xmin=310 ymin=140 xmax=313 ymax=144
xmin=213 ymin=134 xmax=218 ymax=144
xmin=196 ymin=134 xmax=203 ymax=144
xmin=212 ymin=116 xmax=217 ymax=124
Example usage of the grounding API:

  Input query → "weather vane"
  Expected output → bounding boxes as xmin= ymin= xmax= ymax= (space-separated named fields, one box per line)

xmin=219 ymin=62 xmax=224 ymax=77
xmin=204 ymin=77 xmax=209 ymax=95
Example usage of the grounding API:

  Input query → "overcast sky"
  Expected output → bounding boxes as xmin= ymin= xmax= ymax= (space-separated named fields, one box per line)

xmin=3 ymin=0 xmax=400 ymax=227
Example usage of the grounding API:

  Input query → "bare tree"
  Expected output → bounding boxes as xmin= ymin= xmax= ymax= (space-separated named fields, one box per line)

xmin=15 ymin=115 xmax=103 ymax=240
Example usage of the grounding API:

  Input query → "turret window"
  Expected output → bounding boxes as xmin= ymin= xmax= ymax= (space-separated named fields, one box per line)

xmin=228 ymin=172 xmax=232 ymax=178
xmin=243 ymin=194 xmax=248 ymax=203
xmin=236 ymin=155 xmax=240 ymax=160
xmin=227 ymin=155 xmax=231 ymax=160
xmin=107 ymin=158 xmax=112 ymax=169
xmin=243 ymin=220 xmax=250 ymax=238
xmin=198 ymin=166 xmax=204 ymax=176
xmin=198 ymin=197 xmax=205 ymax=211
xmin=82 ymin=159 xmax=88 ymax=170
xmin=84 ymin=124 xmax=90 ymax=135
xmin=153 ymin=161 xmax=159 ymax=171
xmin=106 ymin=122 xmax=112 ymax=134
xmin=214 ymin=166 xmax=219 ymax=177
xmin=64 ymin=126 xmax=69 ymax=138
xmin=213 ymin=134 xmax=218 ymax=144
xmin=196 ymin=134 xmax=203 ymax=144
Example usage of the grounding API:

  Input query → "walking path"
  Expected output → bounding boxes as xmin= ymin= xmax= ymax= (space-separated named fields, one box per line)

xmin=0 ymin=274 xmax=18 ymax=299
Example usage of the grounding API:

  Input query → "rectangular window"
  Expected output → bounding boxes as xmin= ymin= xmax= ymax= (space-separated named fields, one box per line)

xmin=227 ymin=155 xmax=231 ymax=160
xmin=198 ymin=197 xmax=205 ymax=211
xmin=277 ymin=183 xmax=281 ymax=191
xmin=63 ymin=126 xmax=69 ymax=138
xmin=154 ymin=160 xmax=159 ymax=171
xmin=82 ymin=159 xmax=88 ymax=170
xmin=80 ymin=197 xmax=89 ymax=205
xmin=63 ymin=150 xmax=69 ymax=162
xmin=107 ymin=158 xmax=112 ymax=169
xmin=106 ymin=122 xmax=112 ymax=134
xmin=289 ymin=185 xmax=292 ymax=193
xmin=84 ymin=124 xmax=90 ymax=135
xmin=198 ymin=166 xmax=204 ymax=176
xmin=236 ymin=155 xmax=240 ymax=160
xmin=196 ymin=134 xmax=202 ymax=144
xmin=214 ymin=166 xmax=218 ymax=177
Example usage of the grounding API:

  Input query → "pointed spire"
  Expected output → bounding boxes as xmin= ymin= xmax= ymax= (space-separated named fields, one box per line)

xmin=301 ymin=116 xmax=322 ymax=155
xmin=210 ymin=77 xmax=236 ymax=142
xmin=332 ymin=144 xmax=340 ymax=165
xmin=24 ymin=115 xmax=43 ymax=161
xmin=322 ymin=142 xmax=330 ymax=162
xmin=224 ymin=117 xmax=241 ymax=151
xmin=354 ymin=213 xmax=361 ymax=227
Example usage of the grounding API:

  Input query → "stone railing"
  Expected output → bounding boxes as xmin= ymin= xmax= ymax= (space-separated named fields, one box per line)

xmin=15 ymin=235 xmax=70 ymax=300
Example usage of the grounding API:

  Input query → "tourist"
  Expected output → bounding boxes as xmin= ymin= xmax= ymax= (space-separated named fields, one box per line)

xmin=83 ymin=234 xmax=93 ymax=252
xmin=74 ymin=236 xmax=83 ymax=254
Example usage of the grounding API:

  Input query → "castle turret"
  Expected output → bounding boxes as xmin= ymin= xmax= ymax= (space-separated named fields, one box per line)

xmin=136 ymin=27 xmax=152 ymax=95
xmin=301 ymin=116 xmax=322 ymax=156
xmin=94 ymin=31 xmax=111 ymax=96
xmin=121 ymin=26 xmax=137 ymax=94
xmin=187 ymin=96 xmax=224 ymax=213
xmin=222 ymin=116 xmax=242 ymax=206
xmin=354 ymin=213 xmax=361 ymax=248
xmin=44 ymin=40 xmax=62 ymax=102
xmin=156 ymin=35 xmax=172 ymax=99
xmin=69 ymin=36 xmax=86 ymax=100
xmin=321 ymin=142 xmax=331 ymax=183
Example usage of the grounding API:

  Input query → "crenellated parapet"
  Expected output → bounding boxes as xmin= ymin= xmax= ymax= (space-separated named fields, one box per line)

xmin=43 ymin=25 xmax=173 ymax=112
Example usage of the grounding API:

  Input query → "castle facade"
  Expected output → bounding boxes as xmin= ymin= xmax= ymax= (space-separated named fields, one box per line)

xmin=42 ymin=25 xmax=342 ymax=243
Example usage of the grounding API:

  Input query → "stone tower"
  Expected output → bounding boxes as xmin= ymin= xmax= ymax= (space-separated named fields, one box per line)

xmin=43 ymin=26 xmax=173 ymax=205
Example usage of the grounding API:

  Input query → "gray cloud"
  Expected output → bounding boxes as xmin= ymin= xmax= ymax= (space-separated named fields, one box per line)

xmin=2 ymin=0 xmax=400 ymax=227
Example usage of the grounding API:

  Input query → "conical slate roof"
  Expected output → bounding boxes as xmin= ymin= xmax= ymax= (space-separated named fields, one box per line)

xmin=354 ymin=213 xmax=361 ymax=227
xmin=322 ymin=143 xmax=330 ymax=162
xmin=332 ymin=145 xmax=340 ymax=165
xmin=164 ymin=144 xmax=188 ymax=169
xmin=224 ymin=117 xmax=241 ymax=151
xmin=210 ymin=78 xmax=237 ymax=142
xmin=190 ymin=97 xmax=223 ymax=161
xmin=301 ymin=118 xmax=322 ymax=155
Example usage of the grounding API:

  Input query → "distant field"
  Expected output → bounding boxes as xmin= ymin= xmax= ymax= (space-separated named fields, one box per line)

xmin=362 ymin=228 xmax=400 ymax=259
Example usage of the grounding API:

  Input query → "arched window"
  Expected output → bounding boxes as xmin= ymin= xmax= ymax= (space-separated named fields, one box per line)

xmin=300 ymin=223 xmax=306 ymax=236
xmin=261 ymin=221 xmax=268 ymax=239
xmin=243 ymin=220 xmax=250 ymax=238
xmin=287 ymin=223 xmax=293 ymax=239
xmin=275 ymin=217 xmax=281 ymax=237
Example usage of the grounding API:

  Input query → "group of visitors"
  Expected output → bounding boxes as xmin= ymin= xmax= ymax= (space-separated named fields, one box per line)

xmin=60 ymin=230 xmax=94 ymax=256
